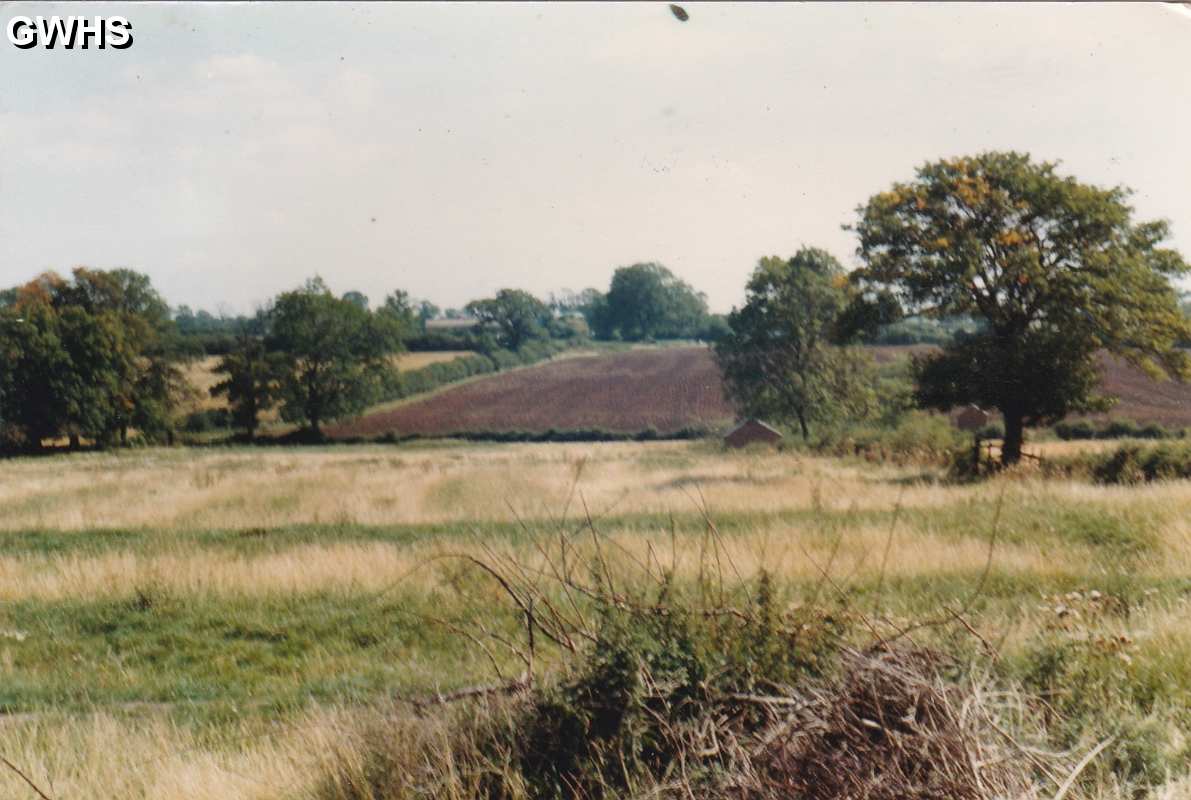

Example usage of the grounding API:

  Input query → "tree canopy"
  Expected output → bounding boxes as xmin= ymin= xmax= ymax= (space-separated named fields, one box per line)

xmin=210 ymin=330 xmax=284 ymax=440
xmin=267 ymin=277 xmax=405 ymax=436
xmin=466 ymin=289 xmax=551 ymax=350
xmin=0 ymin=268 xmax=184 ymax=448
xmin=715 ymin=248 xmax=872 ymax=439
xmin=590 ymin=263 xmax=711 ymax=341
xmin=850 ymin=151 xmax=1191 ymax=464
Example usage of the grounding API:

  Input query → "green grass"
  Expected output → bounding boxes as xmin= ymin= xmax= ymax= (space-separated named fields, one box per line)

xmin=0 ymin=589 xmax=514 ymax=721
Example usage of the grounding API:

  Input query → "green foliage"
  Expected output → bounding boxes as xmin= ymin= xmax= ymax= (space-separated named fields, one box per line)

xmin=1044 ymin=442 xmax=1191 ymax=484
xmin=850 ymin=151 xmax=1191 ymax=466
xmin=869 ymin=315 xmax=980 ymax=345
xmin=1054 ymin=419 xmax=1179 ymax=441
xmin=715 ymin=248 xmax=875 ymax=439
xmin=511 ymin=571 xmax=841 ymax=798
xmin=0 ymin=268 xmax=185 ymax=449
xmin=816 ymin=411 xmax=964 ymax=466
xmin=376 ymin=340 xmax=572 ymax=409
xmin=182 ymin=408 xmax=232 ymax=433
xmin=466 ymin=289 xmax=551 ymax=350
xmin=594 ymin=263 xmax=711 ymax=341
xmin=210 ymin=332 xmax=285 ymax=439
xmin=267 ymin=277 xmax=405 ymax=435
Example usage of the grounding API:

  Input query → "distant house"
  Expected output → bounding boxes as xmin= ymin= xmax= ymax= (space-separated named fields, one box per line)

xmin=425 ymin=318 xmax=481 ymax=332
xmin=724 ymin=419 xmax=783 ymax=449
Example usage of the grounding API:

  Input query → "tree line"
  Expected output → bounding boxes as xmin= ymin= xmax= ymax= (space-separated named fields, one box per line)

xmin=0 ymin=262 xmax=726 ymax=449
xmin=4 ymin=150 xmax=1188 ymax=461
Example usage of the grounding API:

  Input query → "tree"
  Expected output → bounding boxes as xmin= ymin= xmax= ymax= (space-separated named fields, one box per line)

xmin=341 ymin=290 xmax=370 ymax=310
xmin=416 ymin=300 xmax=440 ymax=330
xmin=849 ymin=152 xmax=1191 ymax=464
xmin=377 ymin=290 xmax=425 ymax=340
xmin=715 ymin=248 xmax=873 ymax=440
xmin=268 ymin=277 xmax=405 ymax=436
xmin=0 ymin=268 xmax=184 ymax=449
xmin=465 ymin=289 xmax=550 ymax=350
xmin=600 ymin=263 xmax=709 ymax=341
xmin=210 ymin=331 xmax=283 ymax=440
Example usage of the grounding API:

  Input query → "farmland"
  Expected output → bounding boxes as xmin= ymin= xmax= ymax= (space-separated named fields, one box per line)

xmin=329 ymin=346 xmax=736 ymax=439
xmin=326 ymin=345 xmax=1191 ymax=441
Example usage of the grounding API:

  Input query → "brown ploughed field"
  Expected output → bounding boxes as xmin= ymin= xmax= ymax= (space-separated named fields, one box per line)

xmin=330 ymin=344 xmax=1191 ymax=439
xmin=329 ymin=346 xmax=736 ymax=438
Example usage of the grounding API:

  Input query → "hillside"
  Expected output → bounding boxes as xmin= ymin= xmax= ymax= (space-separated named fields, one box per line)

xmin=330 ymin=344 xmax=1191 ymax=440
xmin=329 ymin=346 xmax=735 ymax=438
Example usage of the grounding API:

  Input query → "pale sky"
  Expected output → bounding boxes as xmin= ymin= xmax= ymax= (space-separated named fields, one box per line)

xmin=2 ymin=2 xmax=1189 ymax=314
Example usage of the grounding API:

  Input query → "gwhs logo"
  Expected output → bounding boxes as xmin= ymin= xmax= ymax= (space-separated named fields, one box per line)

xmin=7 ymin=16 xmax=133 ymax=49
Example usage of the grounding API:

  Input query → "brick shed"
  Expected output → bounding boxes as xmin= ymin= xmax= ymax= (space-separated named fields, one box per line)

xmin=723 ymin=419 xmax=783 ymax=449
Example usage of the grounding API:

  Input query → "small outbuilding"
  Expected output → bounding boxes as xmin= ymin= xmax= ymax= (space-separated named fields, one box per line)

xmin=723 ymin=418 xmax=783 ymax=449
xmin=955 ymin=404 xmax=990 ymax=433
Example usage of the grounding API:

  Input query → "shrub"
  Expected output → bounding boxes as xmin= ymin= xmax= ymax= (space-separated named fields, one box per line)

xmin=1054 ymin=419 xmax=1176 ymax=441
xmin=1045 ymin=442 xmax=1191 ymax=484
xmin=818 ymin=412 xmax=964 ymax=465
xmin=1055 ymin=419 xmax=1098 ymax=440
xmin=182 ymin=408 xmax=231 ymax=433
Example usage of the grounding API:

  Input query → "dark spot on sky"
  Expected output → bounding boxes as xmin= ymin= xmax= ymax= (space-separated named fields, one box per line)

xmin=670 ymin=4 xmax=689 ymax=22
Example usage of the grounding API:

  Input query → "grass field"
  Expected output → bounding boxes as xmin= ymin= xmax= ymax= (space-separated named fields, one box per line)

xmin=1 ymin=441 xmax=1191 ymax=797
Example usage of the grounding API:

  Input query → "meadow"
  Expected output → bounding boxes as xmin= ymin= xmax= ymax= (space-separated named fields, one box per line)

xmin=1 ymin=441 xmax=1190 ymax=798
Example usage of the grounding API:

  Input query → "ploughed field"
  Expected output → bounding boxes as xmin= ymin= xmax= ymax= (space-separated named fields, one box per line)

xmin=330 ymin=344 xmax=1191 ymax=439
xmin=330 ymin=346 xmax=736 ymax=438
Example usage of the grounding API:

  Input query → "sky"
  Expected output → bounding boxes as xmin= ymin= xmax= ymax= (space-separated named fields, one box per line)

xmin=2 ymin=2 xmax=1190 ymax=315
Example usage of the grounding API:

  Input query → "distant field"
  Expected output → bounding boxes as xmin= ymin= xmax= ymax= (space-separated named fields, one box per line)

xmin=180 ymin=351 xmax=472 ymax=418
xmin=331 ymin=344 xmax=1191 ymax=440
xmin=330 ymin=346 xmax=736 ymax=438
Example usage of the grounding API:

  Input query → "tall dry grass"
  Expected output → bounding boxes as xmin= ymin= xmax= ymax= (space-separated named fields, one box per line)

xmin=1 ymin=441 xmax=1187 ymax=532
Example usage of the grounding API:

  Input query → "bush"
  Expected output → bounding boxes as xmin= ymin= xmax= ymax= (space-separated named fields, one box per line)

xmin=1055 ymin=419 xmax=1098 ymax=440
xmin=374 ymin=340 xmax=572 ymax=407
xmin=817 ymin=412 xmax=964 ymax=465
xmin=1045 ymin=442 xmax=1191 ymax=484
xmin=182 ymin=408 xmax=231 ymax=433
xmin=1054 ymin=418 xmax=1178 ymax=441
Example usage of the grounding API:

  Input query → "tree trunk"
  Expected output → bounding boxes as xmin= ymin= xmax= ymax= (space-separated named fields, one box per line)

xmin=1001 ymin=410 xmax=1024 ymax=467
xmin=796 ymin=410 xmax=809 ymax=441
xmin=69 ymin=433 xmax=80 ymax=451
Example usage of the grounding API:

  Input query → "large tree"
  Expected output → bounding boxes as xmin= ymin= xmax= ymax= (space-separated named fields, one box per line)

xmin=600 ymin=263 xmax=709 ymax=341
xmin=210 ymin=330 xmax=283 ymax=440
xmin=0 ymin=268 xmax=184 ymax=449
xmin=715 ymin=248 xmax=873 ymax=440
xmin=268 ymin=277 xmax=405 ymax=436
xmin=466 ymin=289 xmax=550 ymax=350
xmin=850 ymin=152 xmax=1191 ymax=464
